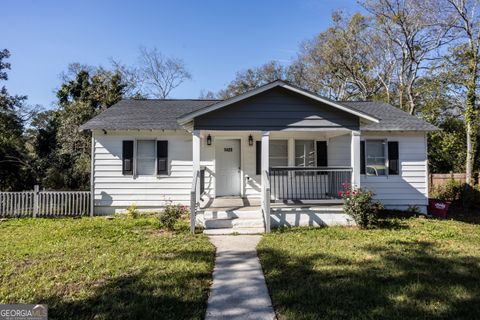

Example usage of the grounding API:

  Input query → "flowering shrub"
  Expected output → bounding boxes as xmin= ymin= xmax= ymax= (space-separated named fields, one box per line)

xmin=159 ymin=204 xmax=189 ymax=231
xmin=339 ymin=183 xmax=382 ymax=229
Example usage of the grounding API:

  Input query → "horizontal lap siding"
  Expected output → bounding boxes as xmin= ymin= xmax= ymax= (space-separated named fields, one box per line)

xmin=194 ymin=87 xmax=359 ymax=131
xmin=328 ymin=134 xmax=350 ymax=166
xmin=360 ymin=133 xmax=428 ymax=212
xmin=93 ymin=132 xmax=193 ymax=214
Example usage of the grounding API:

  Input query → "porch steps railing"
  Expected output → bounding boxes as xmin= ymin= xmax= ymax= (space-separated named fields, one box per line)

xmin=190 ymin=170 xmax=200 ymax=234
xmin=269 ymin=167 xmax=352 ymax=201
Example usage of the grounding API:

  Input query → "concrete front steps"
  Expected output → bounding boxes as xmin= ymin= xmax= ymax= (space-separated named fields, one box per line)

xmin=197 ymin=204 xmax=354 ymax=234
xmin=199 ymin=210 xmax=265 ymax=235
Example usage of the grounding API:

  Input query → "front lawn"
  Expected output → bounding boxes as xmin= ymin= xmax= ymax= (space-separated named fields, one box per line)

xmin=258 ymin=218 xmax=480 ymax=320
xmin=0 ymin=217 xmax=215 ymax=320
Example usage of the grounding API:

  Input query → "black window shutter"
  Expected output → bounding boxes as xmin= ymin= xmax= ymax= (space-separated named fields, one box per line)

xmin=122 ymin=141 xmax=134 ymax=175
xmin=256 ymin=141 xmax=262 ymax=175
xmin=360 ymin=141 xmax=366 ymax=174
xmin=388 ymin=141 xmax=399 ymax=175
xmin=157 ymin=140 xmax=168 ymax=175
xmin=316 ymin=141 xmax=328 ymax=167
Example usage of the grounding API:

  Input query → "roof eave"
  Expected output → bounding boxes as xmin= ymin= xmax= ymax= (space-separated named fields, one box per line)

xmin=361 ymin=127 xmax=439 ymax=132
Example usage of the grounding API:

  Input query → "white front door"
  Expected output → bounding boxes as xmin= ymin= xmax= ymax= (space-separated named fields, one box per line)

xmin=215 ymin=139 xmax=241 ymax=196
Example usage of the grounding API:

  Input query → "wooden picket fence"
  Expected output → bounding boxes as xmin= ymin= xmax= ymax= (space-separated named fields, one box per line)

xmin=0 ymin=185 xmax=91 ymax=218
xmin=429 ymin=172 xmax=480 ymax=190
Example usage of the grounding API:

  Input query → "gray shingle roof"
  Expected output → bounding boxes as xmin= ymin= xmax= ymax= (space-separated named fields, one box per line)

xmin=80 ymin=99 xmax=220 ymax=130
xmin=341 ymin=101 xmax=438 ymax=131
xmin=80 ymin=97 xmax=437 ymax=132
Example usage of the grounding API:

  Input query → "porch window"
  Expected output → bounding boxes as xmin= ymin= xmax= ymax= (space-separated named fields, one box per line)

xmin=269 ymin=140 xmax=288 ymax=167
xmin=365 ymin=140 xmax=386 ymax=176
xmin=137 ymin=140 xmax=156 ymax=175
xmin=295 ymin=140 xmax=315 ymax=167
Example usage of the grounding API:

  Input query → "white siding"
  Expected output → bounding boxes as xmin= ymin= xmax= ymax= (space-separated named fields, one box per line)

xmin=92 ymin=129 xmax=429 ymax=215
xmin=360 ymin=132 xmax=428 ymax=213
xmin=93 ymin=130 xmax=194 ymax=214
xmin=328 ymin=134 xmax=350 ymax=166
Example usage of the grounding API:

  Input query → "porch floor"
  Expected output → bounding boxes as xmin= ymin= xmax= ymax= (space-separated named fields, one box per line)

xmin=200 ymin=196 xmax=261 ymax=211
xmin=200 ymin=196 xmax=343 ymax=212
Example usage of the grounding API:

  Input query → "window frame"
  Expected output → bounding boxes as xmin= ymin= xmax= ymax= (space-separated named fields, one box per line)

xmin=294 ymin=139 xmax=316 ymax=168
xmin=126 ymin=139 xmax=169 ymax=177
xmin=268 ymin=139 xmax=289 ymax=168
xmin=361 ymin=139 xmax=399 ymax=178
xmin=135 ymin=139 xmax=157 ymax=176
xmin=364 ymin=139 xmax=387 ymax=177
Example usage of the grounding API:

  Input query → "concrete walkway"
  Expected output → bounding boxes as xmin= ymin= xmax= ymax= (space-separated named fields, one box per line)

xmin=205 ymin=235 xmax=276 ymax=320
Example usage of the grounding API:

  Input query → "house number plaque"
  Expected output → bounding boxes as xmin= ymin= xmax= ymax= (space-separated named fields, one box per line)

xmin=224 ymin=147 xmax=233 ymax=152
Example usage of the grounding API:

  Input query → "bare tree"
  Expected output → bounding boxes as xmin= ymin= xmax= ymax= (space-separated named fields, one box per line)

xmin=444 ymin=0 xmax=480 ymax=186
xmin=138 ymin=47 xmax=191 ymax=98
xmin=109 ymin=59 xmax=145 ymax=98
xmin=366 ymin=30 xmax=397 ymax=104
xmin=287 ymin=12 xmax=394 ymax=101
xmin=216 ymin=61 xmax=286 ymax=99
xmin=361 ymin=0 xmax=455 ymax=114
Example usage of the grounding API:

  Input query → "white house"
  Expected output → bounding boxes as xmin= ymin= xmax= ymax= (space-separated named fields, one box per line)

xmin=81 ymin=80 xmax=437 ymax=234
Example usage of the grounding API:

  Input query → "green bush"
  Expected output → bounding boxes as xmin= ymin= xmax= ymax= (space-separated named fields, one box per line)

xmin=126 ymin=203 xmax=139 ymax=218
xmin=431 ymin=178 xmax=480 ymax=208
xmin=159 ymin=204 xmax=189 ymax=231
xmin=434 ymin=178 xmax=462 ymax=201
xmin=339 ymin=183 xmax=383 ymax=229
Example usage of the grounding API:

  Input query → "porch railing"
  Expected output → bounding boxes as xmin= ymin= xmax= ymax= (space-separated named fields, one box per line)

xmin=269 ymin=167 xmax=352 ymax=201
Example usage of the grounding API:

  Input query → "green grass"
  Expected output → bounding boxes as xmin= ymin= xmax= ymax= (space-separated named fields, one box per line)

xmin=0 ymin=217 xmax=215 ymax=320
xmin=258 ymin=218 xmax=480 ymax=320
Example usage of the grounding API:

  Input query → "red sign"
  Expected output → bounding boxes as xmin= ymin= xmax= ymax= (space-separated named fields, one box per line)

xmin=428 ymin=199 xmax=450 ymax=218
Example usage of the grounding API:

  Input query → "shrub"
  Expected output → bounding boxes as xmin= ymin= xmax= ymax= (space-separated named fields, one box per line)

xmin=407 ymin=205 xmax=421 ymax=214
xmin=126 ymin=203 xmax=139 ymax=218
xmin=440 ymin=178 xmax=462 ymax=201
xmin=339 ymin=183 xmax=382 ymax=229
xmin=159 ymin=204 xmax=189 ymax=231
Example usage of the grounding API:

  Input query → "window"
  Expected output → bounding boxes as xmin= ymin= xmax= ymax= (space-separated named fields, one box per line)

xmin=365 ymin=140 xmax=386 ymax=176
xmin=136 ymin=140 xmax=156 ymax=175
xmin=295 ymin=140 xmax=315 ymax=167
xmin=269 ymin=140 xmax=288 ymax=167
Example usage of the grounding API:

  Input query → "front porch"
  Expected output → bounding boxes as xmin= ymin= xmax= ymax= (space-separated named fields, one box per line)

xmin=196 ymin=196 xmax=353 ymax=234
xmin=189 ymin=130 xmax=361 ymax=233
xmin=199 ymin=196 xmax=344 ymax=212
xmin=183 ymin=82 xmax=371 ymax=233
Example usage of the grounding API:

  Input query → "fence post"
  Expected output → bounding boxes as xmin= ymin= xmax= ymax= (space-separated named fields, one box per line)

xmin=33 ymin=185 xmax=39 ymax=218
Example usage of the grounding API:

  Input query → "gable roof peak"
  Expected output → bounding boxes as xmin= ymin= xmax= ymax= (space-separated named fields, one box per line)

xmin=177 ymin=80 xmax=380 ymax=125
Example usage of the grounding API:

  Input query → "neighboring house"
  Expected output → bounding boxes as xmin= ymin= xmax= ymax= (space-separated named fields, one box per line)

xmin=81 ymin=80 xmax=437 ymax=234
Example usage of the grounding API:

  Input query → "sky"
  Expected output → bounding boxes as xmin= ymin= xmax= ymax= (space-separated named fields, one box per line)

xmin=2 ymin=0 xmax=361 ymax=109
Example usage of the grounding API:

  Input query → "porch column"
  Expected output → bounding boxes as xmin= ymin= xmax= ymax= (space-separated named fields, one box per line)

xmin=192 ymin=130 xmax=201 ymax=202
xmin=261 ymin=131 xmax=270 ymax=182
xmin=261 ymin=131 xmax=271 ymax=232
xmin=287 ymin=138 xmax=295 ymax=167
xmin=350 ymin=130 xmax=361 ymax=188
